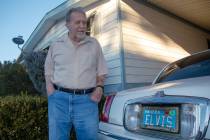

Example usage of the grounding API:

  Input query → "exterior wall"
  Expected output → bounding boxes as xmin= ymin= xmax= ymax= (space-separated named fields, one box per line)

xmin=93 ymin=0 xmax=122 ymax=92
xmin=120 ymin=0 xmax=209 ymax=86
xmin=88 ymin=0 xmax=122 ymax=93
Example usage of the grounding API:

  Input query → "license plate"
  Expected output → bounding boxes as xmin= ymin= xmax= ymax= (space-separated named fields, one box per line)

xmin=140 ymin=106 xmax=179 ymax=133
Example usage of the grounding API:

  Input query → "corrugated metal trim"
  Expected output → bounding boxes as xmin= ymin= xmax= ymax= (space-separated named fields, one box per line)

xmin=118 ymin=0 xmax=126 ymax=90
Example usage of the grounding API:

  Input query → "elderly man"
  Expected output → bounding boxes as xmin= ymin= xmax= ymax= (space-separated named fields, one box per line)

xmin=45 ymin=7 xmax=108 ymax=140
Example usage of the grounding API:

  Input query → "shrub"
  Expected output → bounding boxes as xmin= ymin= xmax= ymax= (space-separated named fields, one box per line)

xmin=0 ymin=94 xmax=48 ymax=140
xmin=0 ymin=94 xmax=105 ymax=140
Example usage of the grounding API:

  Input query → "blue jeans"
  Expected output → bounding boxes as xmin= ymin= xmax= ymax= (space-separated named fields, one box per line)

xmin=48 ymin=90 xmax=99 ymax=140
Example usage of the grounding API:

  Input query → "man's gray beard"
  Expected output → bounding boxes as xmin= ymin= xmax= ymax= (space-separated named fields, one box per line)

xmin=76 ymin=32 xmax=86 ymax=41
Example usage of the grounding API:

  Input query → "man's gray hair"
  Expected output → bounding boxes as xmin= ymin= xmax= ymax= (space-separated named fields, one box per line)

xmin=66 ymin=7 xmax=86 ymax=22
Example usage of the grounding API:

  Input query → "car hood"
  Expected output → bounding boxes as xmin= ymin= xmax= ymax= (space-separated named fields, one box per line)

xmin=108 ymin=76 xmax=210 ymax=125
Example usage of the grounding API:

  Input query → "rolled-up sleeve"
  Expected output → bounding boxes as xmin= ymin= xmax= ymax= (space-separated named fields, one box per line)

xmin=95 ymin=40 xmax=108 ymax=76
xmin=44 ymin=46 xmax=54 ymax=77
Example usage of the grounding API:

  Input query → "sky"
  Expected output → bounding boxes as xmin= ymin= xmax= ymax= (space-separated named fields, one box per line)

xmin=0 ymin=0 xmax=66 ymax=63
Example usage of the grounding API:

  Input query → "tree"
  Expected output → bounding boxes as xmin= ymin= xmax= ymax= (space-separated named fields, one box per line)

xmin=22 ymin=50 xmax=48 ymax=95
xmin=0 ymin=60 xmax=39 ymax=96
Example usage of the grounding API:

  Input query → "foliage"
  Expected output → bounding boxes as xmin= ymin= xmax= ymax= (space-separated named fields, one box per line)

xmin=0 ymin=94 xmax=48 ymax=140
xmin=0 ymin=60 xmax=38 ymax=96
xmin=23 ymin=51 xmax=48 ymax=95
xmin=0 ymin=93 xmax=105 ymax=140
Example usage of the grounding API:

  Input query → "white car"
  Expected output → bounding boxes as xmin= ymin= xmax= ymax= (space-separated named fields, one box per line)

xmin=99 ymin=50 xmax=210 ymax=140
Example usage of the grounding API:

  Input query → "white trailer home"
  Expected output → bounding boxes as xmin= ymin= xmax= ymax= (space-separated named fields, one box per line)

xmin=22 ymin=0 xmax=210 ymax=95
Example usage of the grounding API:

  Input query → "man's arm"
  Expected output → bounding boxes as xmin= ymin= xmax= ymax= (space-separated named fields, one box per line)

xmin=45 ymin=75 xmax=55 ymax=95
xmin=44 ymin=46 xmax=55 ymax=96
xmin=90 ymin=39 xmax=108 ymax=102
xmin=96 ymin=75 xmax=106 ymax=87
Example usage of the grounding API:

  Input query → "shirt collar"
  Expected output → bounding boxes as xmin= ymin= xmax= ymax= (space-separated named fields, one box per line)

xmin=65 ymin=32 xmax=92 ymax=46
xmin=79 ymin=36 xmax=92 ymax=45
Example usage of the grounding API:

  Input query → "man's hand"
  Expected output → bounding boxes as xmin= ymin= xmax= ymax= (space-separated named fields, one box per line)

xmin=47 ymin=87 xmax=55 ymax=96
xmin=91 ymin=75 xmax=105 ymax=102
xmin=47 ymin=85 xmax=55 ymax=96
xmin=90 ymin=87 xmax=103 ymax=103
xmin=45 ymin=76 xmax=55 ymax=96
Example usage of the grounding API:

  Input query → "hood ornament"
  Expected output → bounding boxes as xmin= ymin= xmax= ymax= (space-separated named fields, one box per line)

xmin=154 ymin=91 xmax=165 ymax=97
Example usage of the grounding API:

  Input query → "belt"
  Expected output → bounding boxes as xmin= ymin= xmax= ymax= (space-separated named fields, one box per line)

xmin=53 ymin=84 xmax=94 ymax=95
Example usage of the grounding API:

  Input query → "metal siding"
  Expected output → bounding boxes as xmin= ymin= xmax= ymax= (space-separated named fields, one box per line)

xmin=121 ymin=0 xmax=209 ymax=85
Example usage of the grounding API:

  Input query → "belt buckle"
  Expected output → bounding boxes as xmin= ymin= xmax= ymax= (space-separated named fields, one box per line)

xmin=73 ymin=90 xmax=76 ymax=95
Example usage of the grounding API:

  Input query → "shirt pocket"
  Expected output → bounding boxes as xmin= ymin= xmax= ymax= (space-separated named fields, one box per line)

xmin=80 ymin=50 xmax=97 ymax=70
xmin=52 ymin=47 xmax=73 ymax=67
